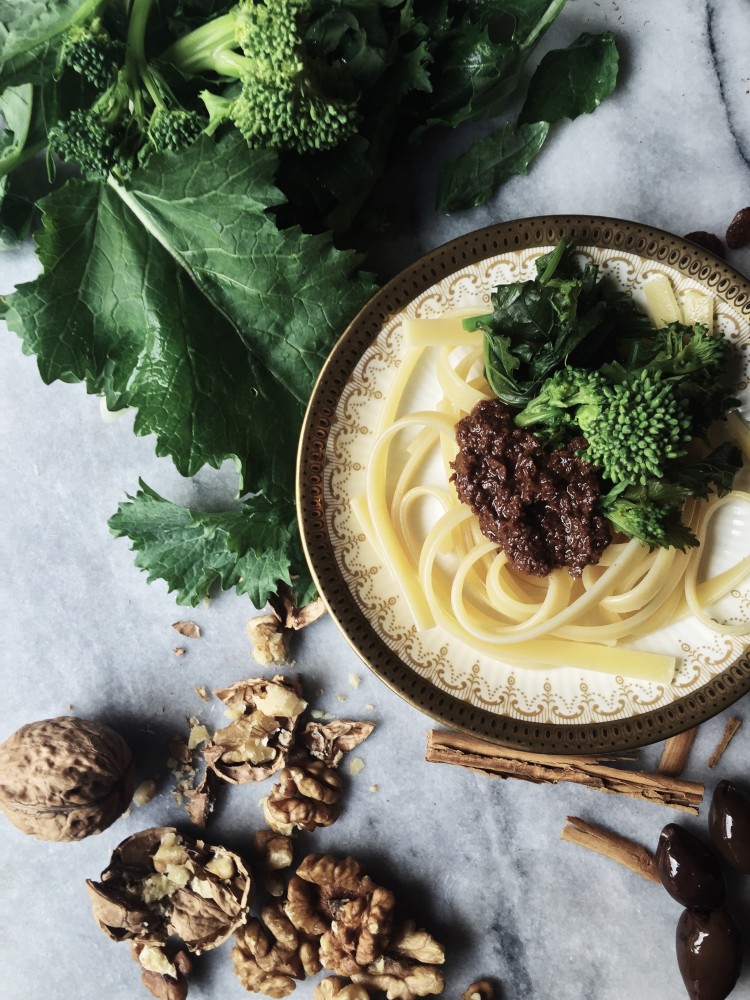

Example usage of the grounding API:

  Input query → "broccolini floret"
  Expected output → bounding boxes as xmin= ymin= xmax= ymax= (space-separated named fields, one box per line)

xmin=161 ymin=0 xmax=359 ymax=154
xmin=58 ymin=19 xmax=125 ymax=90
xmin=49 ymin=0 xmax=205 ymax=179
xmin=515 ymin=366 xmax=692 ymax=485
xmin=599 ymin=492 xmax=699 ymax=552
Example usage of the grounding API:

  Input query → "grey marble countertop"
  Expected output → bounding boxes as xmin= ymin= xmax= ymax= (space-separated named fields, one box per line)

xmin=3 ymin=2 xmax=750 ymax=999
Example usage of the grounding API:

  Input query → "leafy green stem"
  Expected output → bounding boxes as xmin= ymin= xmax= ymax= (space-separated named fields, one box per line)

xmin=521 ymin=0 xmax=567 ymax=50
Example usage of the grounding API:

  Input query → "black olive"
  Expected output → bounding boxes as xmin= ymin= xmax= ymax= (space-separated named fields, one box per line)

xmin=709 ymin=781 xmax=750 ymax=875
xmin=676 ymin=908 xmax=743 ymax=1000
xmin=656 ymin=824 xmax=725 ymax=908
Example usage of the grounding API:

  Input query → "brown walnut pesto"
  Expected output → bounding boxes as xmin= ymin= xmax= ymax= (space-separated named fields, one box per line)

xmin=451 ymin=398 xmax=610 ymax=576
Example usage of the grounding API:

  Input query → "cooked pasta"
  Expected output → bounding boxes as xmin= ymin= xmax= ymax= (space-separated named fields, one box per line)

xmin=351 ymin=305 xmax=750 ymax=683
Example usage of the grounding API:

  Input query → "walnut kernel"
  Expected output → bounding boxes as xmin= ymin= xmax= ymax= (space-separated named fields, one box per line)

xmin=264 ymin=760 xmax=343 ymax=835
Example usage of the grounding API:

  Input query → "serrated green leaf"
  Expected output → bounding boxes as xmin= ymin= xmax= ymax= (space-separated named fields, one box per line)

xmin=436 ymin=120 xmax=548 ymax=212
xmin=111 ymin=135 xmax=377 ymax=408
xmin=4 ymin=135 xmax=376 ymax=491
xmin=109 ymin=482 xmax=313 ymax=608
xmin=519 ymin=31 xmax=619 ymax=125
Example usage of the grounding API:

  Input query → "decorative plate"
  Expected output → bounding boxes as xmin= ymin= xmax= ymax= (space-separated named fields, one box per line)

xmin=297 ymin=216 xmax=750 ymax=753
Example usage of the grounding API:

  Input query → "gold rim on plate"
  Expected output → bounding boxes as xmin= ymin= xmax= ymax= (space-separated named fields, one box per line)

xmin=297 ymin=215 xmax=750 ymax=754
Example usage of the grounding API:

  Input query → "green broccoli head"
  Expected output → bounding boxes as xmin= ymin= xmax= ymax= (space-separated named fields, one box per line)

xmin=168 ymin=0 xmax=360 ymax=154
xmin=146 ymin=108 xmax=205 ymax=154
xmin=59 ymin=19 xmax=125 ymax=90
xmin=48 ymin=106 xmax=124 ymax=179
xmin=514 ymin=366 xmax=604 ymax=441
xmin=576 ymin=370 xmax=692 ymax=485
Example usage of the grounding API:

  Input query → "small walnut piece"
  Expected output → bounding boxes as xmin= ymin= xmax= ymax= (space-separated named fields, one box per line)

xmin=264 ymin=760 xmax=343 ymax=835
xmin=87 ymin=827 xmax=252 ymax=953
xmin=256 ymin=830 xmax=294 ymax=896
xmin=247 ymin=614 xmax=290 ymax=666
xmin=0 ymin=716 xmax=135 ymax=841
xmin=316 ymin=979 xmax=372 ymax=1000
xmin=132 ymin=942 xmax=192 ymax=1000
xmin=172 ymin=621 xmax=200 ymax=638
xmin=133 ymin=780 xmax=157 ymax=807
xmin=461 ymin=981 xmax=494 ymax=1000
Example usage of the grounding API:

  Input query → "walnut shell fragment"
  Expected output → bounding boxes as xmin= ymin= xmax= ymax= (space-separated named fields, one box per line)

xmin=0 ymin=716 xmax=135 ymax=841
xmin=232 ymin=901 xmax=320 ymax=997
xmin=204 ymin=677 xmax=306 ymax=784
xmin=303 ymin=721 xmax=376 ymax=768
xmin=87 ymin=827 xmax=252 ymax=954
xmin=264 ymin=760 xmax=343 ymax=835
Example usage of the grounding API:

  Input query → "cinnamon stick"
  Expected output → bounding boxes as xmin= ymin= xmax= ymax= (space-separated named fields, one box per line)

xmin=658 ymin=728 xmax=698 ymax=776
xmin=561 ymin=816 xmax=660 ymax=883
xmin=425 ymin=730 xmax=703 ymax=813
xmin=707 ymin=716 xmax=742 ymax=769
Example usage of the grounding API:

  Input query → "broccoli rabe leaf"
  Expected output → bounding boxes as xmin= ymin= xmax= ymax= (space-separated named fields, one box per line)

xmin=436 ymin=121 xmax=548 ymax=213
xmin=4 ymin=134 xmax=375 ymax=603
xmin=519 ymin=31 xmax=619 ymax=125
xmin=670 ymin=442 xmax=743 ymax=500
xmin=110 ymin=482 xmax=315 ymax=609
xmin=5 ymin=136 xmax=375 ymax=486
xmin=472 ymin=242 xmax=618 ymax=405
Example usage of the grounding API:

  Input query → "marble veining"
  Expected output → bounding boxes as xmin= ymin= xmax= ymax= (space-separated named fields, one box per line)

xmin=3 ymin=2 xmax=750 ymax=999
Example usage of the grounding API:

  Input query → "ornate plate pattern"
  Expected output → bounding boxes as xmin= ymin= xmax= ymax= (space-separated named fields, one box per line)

xmin=298 ymin=217 xmax=750 ymax=753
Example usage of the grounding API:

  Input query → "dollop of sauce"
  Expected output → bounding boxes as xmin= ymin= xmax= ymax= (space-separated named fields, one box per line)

xmin=451 ymin=398 xmax=611 ymax=577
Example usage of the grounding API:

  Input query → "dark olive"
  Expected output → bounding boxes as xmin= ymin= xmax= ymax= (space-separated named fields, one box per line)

xmin=709 ymin=781 xmax=750 ymax=874
xmin=656 ymin=824 xmax=725 ymax=908
xmin=676 ymin=908 xmax=743 ymax=1000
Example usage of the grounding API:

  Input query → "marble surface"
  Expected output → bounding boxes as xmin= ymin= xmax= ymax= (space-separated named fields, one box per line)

xmin=3 ymin=2 xmax=750 ymax=999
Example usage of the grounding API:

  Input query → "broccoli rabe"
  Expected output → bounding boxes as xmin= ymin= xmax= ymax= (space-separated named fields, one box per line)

xmin=58 ymin=19 xmax=124 ymax=90
xmin=515 ymin=365 xmax=692 ymax=485
xmin=49 ymin=0 xmax=204 ymax=178
xmin=161 ymin=0 xmax=359 ymax=154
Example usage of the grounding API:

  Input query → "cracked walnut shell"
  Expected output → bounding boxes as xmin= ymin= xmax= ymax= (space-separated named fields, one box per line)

xmin=87 ymin=827 xmax=252 ymax=954
xmin=264 ymin=760 xmax=343 ymax=835
xmin=205 ymin=677 xmax=306 ymax=784
xmin=0 ymin=716 xmax=135 ymax=841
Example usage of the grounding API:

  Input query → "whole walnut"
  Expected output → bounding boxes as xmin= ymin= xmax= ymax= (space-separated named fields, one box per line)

xmin=0 ymin=716 xmax=135 ymax=841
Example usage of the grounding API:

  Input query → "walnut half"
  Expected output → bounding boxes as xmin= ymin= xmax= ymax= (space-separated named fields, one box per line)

xmin=232 ymin=901 xmax=320 ymax=997
xmin=264 ymin=760 xmax=343 ymax=835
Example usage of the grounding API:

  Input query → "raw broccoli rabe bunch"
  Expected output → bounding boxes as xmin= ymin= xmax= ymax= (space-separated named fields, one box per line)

xmin=515 ymin=365 xmax=692 ymax=485
xmin=49 ymin=0 xmax=205 ymax=179
xmin=160 ymin=0 xmax=359 ymax=154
